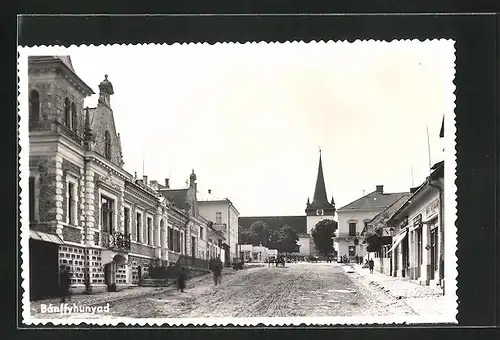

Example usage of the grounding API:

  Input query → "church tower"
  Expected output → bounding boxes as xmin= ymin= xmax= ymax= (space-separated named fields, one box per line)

xmin=305 ymin=150 xmax=336 ymax=235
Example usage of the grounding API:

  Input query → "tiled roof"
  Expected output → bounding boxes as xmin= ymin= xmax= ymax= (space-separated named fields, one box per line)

xmin=363 ymin=193 xmax=412 ymax=234
xmin=159 ymin=189 xmax=189 ymax=211
xmin=337 ymin=191 xmax=410 ymax=211
xmin=238 ymin=216 xmax=307 ymax=234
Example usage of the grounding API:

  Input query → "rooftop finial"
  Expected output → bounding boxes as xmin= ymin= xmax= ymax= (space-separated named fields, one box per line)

xmin=104 ymin=74 xmax=108 ymax=80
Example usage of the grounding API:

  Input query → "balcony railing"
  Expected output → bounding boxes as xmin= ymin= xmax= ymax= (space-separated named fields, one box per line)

xmin=334 ymin=231 xmax=361 ymax=238
xmin=101 ymin=231 xmax=131 ymax=252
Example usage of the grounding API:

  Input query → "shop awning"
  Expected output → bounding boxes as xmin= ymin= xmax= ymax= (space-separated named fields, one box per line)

xmin=30 ymin=230 xmax=65 ymax=245
xmin=387 ymin=229 xmax=408 ymax=253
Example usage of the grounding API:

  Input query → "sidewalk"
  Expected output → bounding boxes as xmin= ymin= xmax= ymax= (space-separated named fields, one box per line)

xmin=344 ymin=264 xmax=448 ymax=316
xmin=29 ymin=271 xmax=216 ymax=315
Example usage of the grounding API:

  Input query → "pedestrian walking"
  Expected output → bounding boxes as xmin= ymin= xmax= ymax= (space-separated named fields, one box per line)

xmin=211 ymin=256 xmax=223 ymax=286
xmin=59 ymin=265 xmax=71 ymax=303
xmin=368 ymin=259 xmax=374 ymax=274
xmin=177 ymin=267 xmax=187 ymax=292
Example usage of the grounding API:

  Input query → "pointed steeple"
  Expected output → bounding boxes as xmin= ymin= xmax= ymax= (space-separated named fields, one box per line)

xmin=312 ymin=151 xmax=329 ymax=207
xmin=306 ymin=150 xmax=336 ymax=215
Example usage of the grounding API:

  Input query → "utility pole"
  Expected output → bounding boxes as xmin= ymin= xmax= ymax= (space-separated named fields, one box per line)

xmin=426 ymin=125 xmax=432 ymax=174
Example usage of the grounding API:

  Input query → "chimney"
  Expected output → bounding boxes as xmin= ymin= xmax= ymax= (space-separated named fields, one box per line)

xmin=376 ymin=185 xmax=384 ymax=194
xmin=143 ymin=175 xmax=148 ymax=185
xmin=165 ymin=178 xmax=170 ymax=188
xmin=149 ymin=180 xmax=158 ymax=190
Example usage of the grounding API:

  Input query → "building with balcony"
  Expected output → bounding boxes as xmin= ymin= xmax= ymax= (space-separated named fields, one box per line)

xmin=336 ymin=185 xmax=409 ymax=261
xmin=26 ymin=56 xmax=208 ymax=300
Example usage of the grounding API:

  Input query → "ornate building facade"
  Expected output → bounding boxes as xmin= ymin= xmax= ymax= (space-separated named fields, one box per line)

xmin=27 ymin=56 xmax=223 ymax=301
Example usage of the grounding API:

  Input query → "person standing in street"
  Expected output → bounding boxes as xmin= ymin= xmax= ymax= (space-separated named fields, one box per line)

xmin=368 ymin=259 xmax=375 ymax=274
xmin=177 ymin=267 xmax=187 ymax=292
xmin=59 ymin=265 xmax=71 ymax=303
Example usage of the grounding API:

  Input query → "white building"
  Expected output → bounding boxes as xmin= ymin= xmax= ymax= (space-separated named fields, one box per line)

xmin=336 ymin=185 xmax=409 ymax=261
xmin=239 ymin=244 xmax=278 ymax=263
xmin=198 ymin=199 xmax=240 ymax=265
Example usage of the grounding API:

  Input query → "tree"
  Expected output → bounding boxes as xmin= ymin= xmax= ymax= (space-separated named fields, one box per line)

xmin=238 ymin=225 xmax=253 ymax=245
xmin=364 ymin=227 xmax=383 ymax=253
xmin=274 ymin=224 xmax=299 ymax=254
xmin=248 ymin=220 xmax=271 ymax=246
xmin=311 ymin=219 xmax=337 ymax=256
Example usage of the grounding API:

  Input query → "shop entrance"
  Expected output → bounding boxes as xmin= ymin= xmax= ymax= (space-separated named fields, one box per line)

xmin=29 ymin=239 xmax=60 ymax=301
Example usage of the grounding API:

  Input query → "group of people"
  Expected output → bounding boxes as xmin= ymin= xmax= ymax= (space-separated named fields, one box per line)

xmin=267 ymin=255 xmax=286 ymax=267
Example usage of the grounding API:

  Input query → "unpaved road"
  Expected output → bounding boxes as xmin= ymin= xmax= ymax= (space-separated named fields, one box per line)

xmin=104 ymin=263 xmax=415 ymax=318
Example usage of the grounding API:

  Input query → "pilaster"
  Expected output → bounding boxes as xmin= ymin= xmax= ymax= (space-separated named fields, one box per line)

xmin=51 ymin=155 xmax=65 ymax=236
xmin=84 ymin=167 xmax=96 ymax=246
xmin=154 ymin=208 xmax=162 ymax=259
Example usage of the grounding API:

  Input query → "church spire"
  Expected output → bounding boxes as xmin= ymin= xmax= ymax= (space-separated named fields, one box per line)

xmin=311 ymin=150 xmax=330 ymax=208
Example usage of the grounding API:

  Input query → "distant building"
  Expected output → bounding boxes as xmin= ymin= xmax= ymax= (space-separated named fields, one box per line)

xmin=336 ymin=185 xmax=409 ymax=261
xmin=197 ymin=199 xmax=240 ymax=265
xmin=239 ymin=244 xmax=278 ymax=263
xmin=239 ymin=152 xmax=337 ymax=258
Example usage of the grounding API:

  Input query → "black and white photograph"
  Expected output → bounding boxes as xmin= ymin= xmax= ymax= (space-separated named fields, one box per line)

xmin=19 ymin=41 xmax=457 ymax=325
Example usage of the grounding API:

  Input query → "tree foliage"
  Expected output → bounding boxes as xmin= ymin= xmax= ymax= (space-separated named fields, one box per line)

xmin=239 ymin=221 xmax=272 ymax=246
xmin=311 ymin=219 xmax=337 ymax=256
xmin=364 ymin=227 xmax=383 ymax=253
xmin=274 ymin=224 xmax=300 ymax=254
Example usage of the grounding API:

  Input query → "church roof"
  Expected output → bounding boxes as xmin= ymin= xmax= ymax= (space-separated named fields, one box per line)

xmin=439 ymin=116 xmax=444 ymax=138
xmin=308 ymin=153 xmax=334 ymax=210
xmin=337 ymin=190 xmax=410 ymax=212
xmin=238 ymin=216 xmax=306 ymax=234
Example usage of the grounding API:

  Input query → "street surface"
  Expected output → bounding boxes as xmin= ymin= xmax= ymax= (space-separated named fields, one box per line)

xmin=31 ymin=262 xmax=417 ymax=319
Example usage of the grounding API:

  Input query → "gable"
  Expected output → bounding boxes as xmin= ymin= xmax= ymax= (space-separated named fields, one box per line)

xmin=89 ymin=106 xmax=123 ymax=167
xmin=338 ymin=191 xmax=409 ymax=211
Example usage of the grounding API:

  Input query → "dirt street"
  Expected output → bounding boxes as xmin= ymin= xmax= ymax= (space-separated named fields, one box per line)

xmin=102 ymin=263 xmax=415 ymax=318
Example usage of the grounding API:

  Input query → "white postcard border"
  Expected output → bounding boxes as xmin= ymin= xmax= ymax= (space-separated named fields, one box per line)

xmin=18 ymin=40 xmax=457 ymax=326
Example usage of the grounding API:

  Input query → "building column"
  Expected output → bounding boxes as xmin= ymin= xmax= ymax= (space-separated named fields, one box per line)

xmin=118 ymin=186 xmax=125 ymax=233
xmin=79 ymin=168 xmax=86 ymax=244
xmin=421 ymin=224 xmax=430 ymax=283
xmin=50 ymin=155 xmax=65 ymax=237
xmin=154 ymin=207 xmax=162 ymax=259
xmin=83 ymin=167 xmax=96 ymax=246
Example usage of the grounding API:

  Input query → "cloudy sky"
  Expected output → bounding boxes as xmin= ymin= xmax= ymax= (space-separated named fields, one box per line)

xmin=61 ymin=41 xmax=453 ymax=217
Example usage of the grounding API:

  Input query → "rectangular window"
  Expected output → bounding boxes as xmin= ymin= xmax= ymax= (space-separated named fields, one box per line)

xmin=136 ymin=212 xmax=142 ymax=242
xmin=124 ymin=207 xmax=130 ymax=235
xmin=200 ymin=226 xmax=204 ymax=240
xmin=147 ymin=217 xmax=152 ymax=245
xmin=29 ymin=177 xmax=35 ymax=222
xmin=348 ymin=222 xmax=357 ymax=236
xmin=168 ymin=227 xmax=173 ymax=251
xmin=180 ymin=232 xmax=184 ymax=254
xmin=215 ymin=212 xmax=222 ymax=224
xmin=67 ymin=182 xmax=77 ymax=225
xmin=176 ymin=230 xmax=181 ymax=253
xmin=101 ymin=195 xmax=114 ymax=233
xmin=348 ymin=246 xmax=356 ymax=256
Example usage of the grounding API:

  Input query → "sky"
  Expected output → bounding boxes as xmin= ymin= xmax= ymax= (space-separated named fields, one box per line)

xmin=63 ymin=41 xmax=454 ymax=217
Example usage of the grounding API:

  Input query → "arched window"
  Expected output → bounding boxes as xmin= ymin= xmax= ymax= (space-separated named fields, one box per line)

xmin=71 ymin=103 xmax=77 ymax=131
xmin=104 ymin=130 xmax=111 ymax=160
xmin=29 ymin=90 xmax=40 ymax=123
xmin=64 ymin=98 xmax=71 ymax=128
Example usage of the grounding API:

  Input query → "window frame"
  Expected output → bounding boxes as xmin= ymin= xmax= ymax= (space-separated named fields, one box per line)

xmin=66 ymin=175 xmax=79 ymax=226
xmin=123 ymin=204 xmax=131 ymax=236
xmin=215 ymin=211 xmax=222 ymax=224
xmin=28 ymin=173 xmax=40 ymax=222
xmin=348 ymin=222 xmax=357 ymax=237
xmin=147 ymin=216 xmax=153 ymax=246
xmin=29 ymin=89 xmax=40 ymax=123
xmin=135 ymin=210 xmax=143 ymax=242
xmin=104 ymin=130 xmax=112 ymax=160
xmin=64 ymin=97 xmax=71 ymax=128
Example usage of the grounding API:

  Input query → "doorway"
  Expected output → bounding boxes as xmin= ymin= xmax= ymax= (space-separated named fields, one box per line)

xmin=402 ymin=234 xmax=409 ymax=278
xmin=430 ymin=227 xmax=438 ymax=280
xmin=29 ymin=239 xmax=59 ymax=300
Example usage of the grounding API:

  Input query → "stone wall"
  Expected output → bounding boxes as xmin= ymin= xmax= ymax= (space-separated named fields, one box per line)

xmin=62 ymin=225 xmax=82 ymax=243
xmin=36 ymin=158 xmax=58 ymax=223
xmin=131 ymin=242 xmax=155 ymax=258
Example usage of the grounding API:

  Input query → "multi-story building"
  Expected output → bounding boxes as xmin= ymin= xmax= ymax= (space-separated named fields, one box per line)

xmin=336 ymin=185 xmax=409 ymax=261
xmin=26 ymin=55 xmax=210 ymax=301
xmin=197 ymin=199 xmax=239 ymax=265
xmin=386 ymin=161 xmax=444 ymax=289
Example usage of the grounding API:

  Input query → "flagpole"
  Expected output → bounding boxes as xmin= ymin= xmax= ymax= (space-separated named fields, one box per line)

xmin=426 ymin=125 xmax=432 ymax=174
xmin=411 ymin=165 xmax=414 ymax=187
